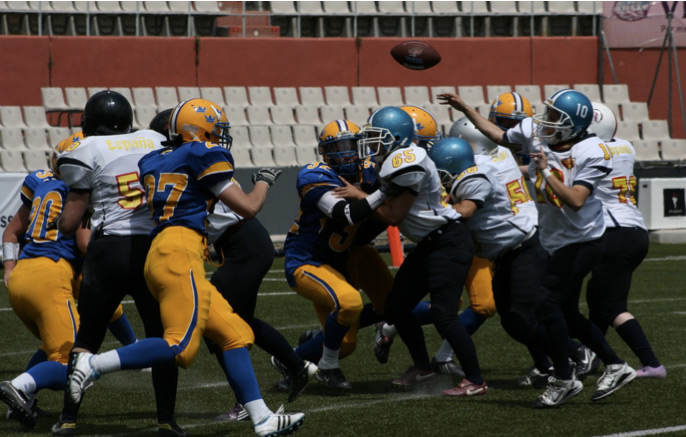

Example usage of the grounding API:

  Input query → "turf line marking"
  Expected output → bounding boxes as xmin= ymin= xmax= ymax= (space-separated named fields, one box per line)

xmin=644 ymin=255 xmax=686 ymax=262
xmin=595 ymin=425 xmax=686 ymax=437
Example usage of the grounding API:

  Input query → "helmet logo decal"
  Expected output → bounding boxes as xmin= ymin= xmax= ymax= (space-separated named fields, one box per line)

xmin=204 ymin=115 xmax=216 ymax=123
xmin=195 ymin=106 xmax=206 ymax=113
xmin=593 ymin=108 xmax=603 ymax=123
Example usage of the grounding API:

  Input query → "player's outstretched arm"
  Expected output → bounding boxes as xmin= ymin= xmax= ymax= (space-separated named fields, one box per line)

xmin=218 ymin=168 xmax=281 ymax=218
xmin=437 ymin=93 xmax=508 ymax=146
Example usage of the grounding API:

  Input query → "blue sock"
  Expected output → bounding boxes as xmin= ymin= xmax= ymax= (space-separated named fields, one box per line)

xmin=26 ymin=361 xmax=68 ymax=391
xmin=25 ymin=349 xmax=47 ymax=371
xmin=459 ymin=308 xmax=487 ymax=336
xmin=412 ymin=301 xmax=432 ymax=325
xmin=108 ymin=314 xmax=138 ymax=346
xmin=295 ymin=333 xmax=324 ymax=362
xmin=323 ymin=311 xmax=349 ymax=350
xmin=117 ymin=338 xmax=175 ymax=370
xmin=222 ymin=348 xmax=261 ymax=404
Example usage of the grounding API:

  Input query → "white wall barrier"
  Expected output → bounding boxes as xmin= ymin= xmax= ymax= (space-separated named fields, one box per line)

xmin=0 ymin=173 xmax=25 ymax=232
xmin=638 ymin=178 xmax=686 ymax=230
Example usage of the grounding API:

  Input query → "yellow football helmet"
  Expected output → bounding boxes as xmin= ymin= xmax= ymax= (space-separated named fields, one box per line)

xmin=318 ymin=119 xmax=362 ymax=178
xmin=488 ymin=92 xmax=533 ymax=131
xmin=169 ymin=98 xmax=232 ymax=149
xmin=51 ymin=130 xmax=84 ymax=178
xmin=400 ymin=105 xmax=442 ymax=149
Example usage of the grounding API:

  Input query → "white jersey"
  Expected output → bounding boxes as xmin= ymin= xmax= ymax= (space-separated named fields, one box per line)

xmin=451 ymin=159 xmax=536 ymax=260
xmin=379 ymin=145 xmax=459 ymax=243
xmin=507 ymin=121 xmax=612 ymax=253
xmin=58 ymin=129 xmax=165 ymax=236
xmin=595 ymin=138 xmax=646 ymax=230
xmin=478 ymin=146 xmax=538 ymax=227
xmin=206 ymin=201 xmax=243 ymax=244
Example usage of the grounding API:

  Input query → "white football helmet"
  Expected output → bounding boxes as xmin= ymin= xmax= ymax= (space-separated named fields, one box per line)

xmin=448 ymin=117 xmax=498 ymax=155
xmin=588 ymin=102 xmax=617 ymax=142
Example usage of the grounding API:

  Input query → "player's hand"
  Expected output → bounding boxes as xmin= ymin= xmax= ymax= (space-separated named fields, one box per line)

xmin=252 ymin=168 xmax=282 ymax=187
xmin=436 ymin=93 xmax=467 ymax=111
xmin=3 ymin=260 xmax=16 ymax=288
xmin=333 ymin=176 xmax=367 ymax=200
xmin=530 ymin=146 xmax=549 ymax=171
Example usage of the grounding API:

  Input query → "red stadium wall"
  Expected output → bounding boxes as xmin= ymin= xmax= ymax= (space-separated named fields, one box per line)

xmin=0 ymin=35 xmax=684 ymax=137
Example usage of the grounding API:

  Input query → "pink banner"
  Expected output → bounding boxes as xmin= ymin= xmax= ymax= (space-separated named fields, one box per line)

xmin=604 ymin=1 xmax=686 ymax=48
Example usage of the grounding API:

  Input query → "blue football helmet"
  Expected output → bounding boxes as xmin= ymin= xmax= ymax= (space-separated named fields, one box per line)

xmin=318 ymin=119 xmax=362 ymax=179
xmin=533 ymin=89 xmax=593 ymax=145
xmin=428 ymin=137 xmax=475 ymax=188
xmin=358 ymin=106 xmax=416 ymax=160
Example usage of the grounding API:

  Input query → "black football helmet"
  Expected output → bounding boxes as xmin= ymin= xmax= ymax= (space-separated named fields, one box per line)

xmin=149 ymin=108 xmax=173 ymax=140
xmin=81 ymin=90 xmax=133 ymax=137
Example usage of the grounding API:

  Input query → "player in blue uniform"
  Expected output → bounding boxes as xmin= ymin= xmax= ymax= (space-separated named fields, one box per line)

xmin=284 ymin=120 xmax=391 ymax=391
xmin=1 ymin=170 xmax=87 ymax=429
xmin=67 ymin=98 xmax=305 ymax=436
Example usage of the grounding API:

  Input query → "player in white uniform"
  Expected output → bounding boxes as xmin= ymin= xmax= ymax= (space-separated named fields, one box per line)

xmin=54 ymin=91 xmax=182 ymax=437
xmin=585 ymin=103 xmax=665 ymax=378
xmin=438 ymin=89 xmax=636 ymax=408
xmin=349 ymin=106 xmax=487 ymax=397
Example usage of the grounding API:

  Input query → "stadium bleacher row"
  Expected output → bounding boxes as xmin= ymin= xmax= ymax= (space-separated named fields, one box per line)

xmin=0 ymin=83 xmax=683 ymax=173
xmin=0 ymin=1 xmax=602 ymax=37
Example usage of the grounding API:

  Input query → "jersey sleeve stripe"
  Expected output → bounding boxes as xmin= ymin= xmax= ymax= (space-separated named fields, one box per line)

xmin=197 ymin=161 xmax=234 ymax=180
xmin=21 ymin=186 xmax=34 ymax=201
xmin=573 ymin=180 xmax=594 ymax=193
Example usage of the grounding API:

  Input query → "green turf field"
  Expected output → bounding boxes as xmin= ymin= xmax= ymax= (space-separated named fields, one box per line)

xmin=0 ymin=243 xmax=684 ymax=436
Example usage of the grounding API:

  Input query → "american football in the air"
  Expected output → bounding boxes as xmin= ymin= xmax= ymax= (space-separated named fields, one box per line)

xmin=390 ymin=40 xmax=441 ymax=70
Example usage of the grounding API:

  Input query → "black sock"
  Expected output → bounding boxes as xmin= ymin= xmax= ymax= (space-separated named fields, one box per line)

xmin=358 ymin=303 xmax=382 ymax=329
xmin=615 ymin=319 xmax=661 ymax=368
xmin=252 ymin=318 xmax=304 ymax=373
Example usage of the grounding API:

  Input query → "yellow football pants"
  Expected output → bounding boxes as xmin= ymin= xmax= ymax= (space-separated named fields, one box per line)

xmin=464 ymin=256 xmax=496 ymax=317
xmin=8 ymin=257 xmax=78 ymax=364
xmin=144 ymin=226 xmax=254 ymax=369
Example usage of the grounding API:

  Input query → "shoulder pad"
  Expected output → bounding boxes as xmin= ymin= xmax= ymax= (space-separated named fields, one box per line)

xmin=379 ymin=146 xmax=428 ymax=180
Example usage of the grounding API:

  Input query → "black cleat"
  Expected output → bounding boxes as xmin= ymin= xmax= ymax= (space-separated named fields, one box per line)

xmin=0 ymin=381 xmax=35 ymax=429
xmin=316 ymin=367 xmax=352 ymax=391
xmin=51 ymin=417 xmax=76 ymax=437
xmin=158 ymin=419 xmax=189 ymax=436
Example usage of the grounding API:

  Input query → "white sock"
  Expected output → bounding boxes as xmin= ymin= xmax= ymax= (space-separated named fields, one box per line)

xmin=90 ymin=350 xmax=121 ymax=375
xmin=317 ymin=346 xmax=340 ymax=370
xmin=244 ymin=399 xmax=271 ymax=425
xmin=434 ymin=339 xmax=454 ymax=362
xmin=11 ymin=373 xmax=36 ymax=396
xmin=382 ymin=323 xmax=397 ymax=338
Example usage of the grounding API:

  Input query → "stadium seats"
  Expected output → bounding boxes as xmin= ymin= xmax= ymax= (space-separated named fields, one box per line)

xmin=23 ymin=106 xmax=50 ymax=129
xmin=226 ymin=106 xmax=249 ymax=126
xmin=154 ymin=87 xmax=179 ymax=109
xmin=295 ymin=145 xmax=318 ymax=166
xmin=230 ymin=126 xmax=251 ymax=148
xmin=270 ymin=125 xmax=297 ymax=148
xmin=0 ymin=150 xmax=26 ymax=172
xmin=270 ymin=106 xmax=297 ymax=125
xmin=573 ymin=84 xmax=602 ymax=102
xmin=273 ymin=145 xmax=299 ymax=167
xmin=248 ymin=86 xmax=274 ymax=106
xmin=632 ymin=140 xmax=661 ymax=162
xmin=458 ymin=86 xmax=487 ymax=109
xmin=660 ymin=139 xmax=686 ymax=161
xmin=249 ymin=125 xmax=274 ymax=148
xmin=299 ymin=87 xmax=325 ymax=107
xmin=343 ymin=106 xmax=369 ymax=127
xmin=325 ymin=86 xmax=351 ymax=106
xmin=224 ymin=86 xmax=249 ymax=107
xmin=230 ymin=146 xmax=253 ymax=168
xmin=543 ymin=84 xmax=570 ymax=99
xmin=200 ymin=87 xmax=227 ymax=106
xmin=641 ymin=120 xmax=671 ymax=141
xmin=23 ymin=149 xmax=48 ymax=171
xmin=64 ymin=87 xmax=88 ymax=110
xmin=273 ymin=87 xmax=300 ymax=107
xmin=132 ymin=87 xmax=158 ymax=110
xmin=294 ymin=105 xmax=321 ymax=125
xmin=352 ymin=86 xmax=379 ymax=109
xmin=486 ymin=85 xmax=512 ymax=105
xmin=616 ymin=121 xmax=641 ymax=142
xmin=247 ymin=106 xmax=273 ymax=125
xmin=251 ymin=146 xmax=276 ymax=167
xmin=293 ymin=124 xmax=318 ymax=147
xmin=320 ymin=105 xmax=346 ymax=123
xmin=430 ymin=86 xmax=456 ymax=103
xmin=514 ymin=85 xmax=543 ymax=112
xmin=603 ymin=84 xmax=631 ymax=105
xmin=0 ymin=127 xmax=25 ymax=150
xmin=24 ymin=127 xmax=49 ymax=150
xmin=177 ymin=86 xmax=201 ymax=102
xmin=621 ymin=102 xmax=649 ymax=122
xmin=404 ymin=86 xmax=430 ymax=106
xmin=0 ymin=106 xmax=27 ymax=128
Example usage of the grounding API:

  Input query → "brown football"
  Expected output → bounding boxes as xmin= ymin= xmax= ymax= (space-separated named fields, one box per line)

xmin=390 ymin=40 xmax=441 ymax=70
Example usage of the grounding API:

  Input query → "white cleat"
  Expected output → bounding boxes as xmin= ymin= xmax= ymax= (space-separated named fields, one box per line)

xmin=254 ymin=410 xmax=305 ymax=437
xmin=68 ymin=352 xmax=99 ymax=404
xmin=592 ymin=362 xmax=636 ymax=401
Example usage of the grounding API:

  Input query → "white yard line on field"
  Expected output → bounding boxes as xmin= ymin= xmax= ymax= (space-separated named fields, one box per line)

xmin=594 ymin=425 xmax=686 ymax=437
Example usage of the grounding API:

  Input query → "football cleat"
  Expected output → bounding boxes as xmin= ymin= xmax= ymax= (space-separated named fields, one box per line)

xmin=51 ymin=417 xmax=77 ymax=436
xmin=532 ymin=376 xmax=583 ymax=409
xmin=571 ymin=345 xmax=597 ymax=381
xmin=431 ymin=357 xmax=465 ymax=379
xmin=7 ymin=397 xmax=52 ymax=421
xmin=316 ymin=367 xmax=352 ymax=391
xmin=391 ymin=366 xmax=436 ymax=388
xmin=591 ymin=363 xmax=636 ymax=401
xmin=215 ymin=402 xmax=250 ymax=422
xmin=443 ymin=378 xmax=488 ymax=397
xmin=254 ymin=410 xmax=305 ymax=437
xmin=517 ymin=366 xmax=552 ymax=389
xmin=635 ymin=364 xmax=667 ymax=379
xmin=373 ymin=322 xmax=394 ymax=364
xmin=288 ymin=361 xmax=317 ymax=403
xmin=0 ymin=381 xmax=35 ymax=429
xmin=158 ymin=419 xmax=189 ymax=437
xmin=68 ymin=352 xmax=100 ymax=404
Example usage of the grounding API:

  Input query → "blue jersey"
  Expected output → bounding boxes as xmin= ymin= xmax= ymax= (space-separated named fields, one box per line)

xmin=18 ymin=170 xmax=80 ymax=263
xmin=138 ymin=141 xmax=235 ymax=238
xmin=284 ymin=162 xmax=373 ymax=286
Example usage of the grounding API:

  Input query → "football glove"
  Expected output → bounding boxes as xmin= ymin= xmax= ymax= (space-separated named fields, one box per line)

xmin=252 ymin=168 xmax=282 ymax=187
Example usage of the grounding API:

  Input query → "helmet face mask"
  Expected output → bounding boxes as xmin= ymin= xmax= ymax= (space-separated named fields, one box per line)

xmin=359 ymin=107 xmax=416 ymax=161
xmin=533 ymin=89 xmax=592 ymax=146
xmin=318 ymin=120 xmax=362 ymax=179
xmin=169 ymin=99 xmax=233 ymax=150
